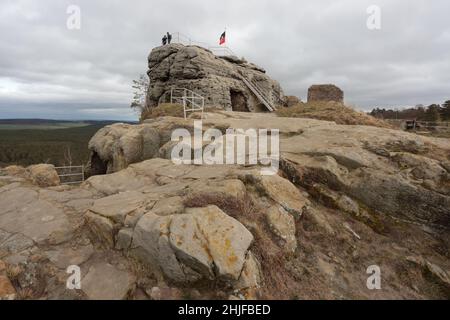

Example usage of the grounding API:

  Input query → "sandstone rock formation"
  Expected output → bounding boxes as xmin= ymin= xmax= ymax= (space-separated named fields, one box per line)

xmin=27 ymin=164 xmax=60 ymax=187
xmin=284 ymin=95 xmax=301 ymax=107
xmin=1 ymin=111 xmax=449 ymax=300
xmin=146 ymin=44 xmax=285 ymax=111
xmin=308 ymin=84 xmax=344 ymax=103
xmin=3 ymin=164 xmax=60 ymax=187
xmin=88 ymin=112 xmax=450 ymax=227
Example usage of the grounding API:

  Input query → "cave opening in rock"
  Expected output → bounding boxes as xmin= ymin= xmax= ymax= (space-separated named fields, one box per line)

xmin=230 ymin=89 xmax=249 ymax=112
xmin=90 ymin=152 xmax=108 ymax=176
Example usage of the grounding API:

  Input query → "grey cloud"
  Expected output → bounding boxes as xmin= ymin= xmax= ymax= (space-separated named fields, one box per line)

xmin=0 ymin=0 xmax=449 ymax=120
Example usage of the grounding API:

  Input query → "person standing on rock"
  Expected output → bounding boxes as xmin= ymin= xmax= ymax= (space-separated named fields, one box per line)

xmin=167 ymin=32 xmax=172 ymax=44
xmin=162 ymin=34 xmax=167 ymax=46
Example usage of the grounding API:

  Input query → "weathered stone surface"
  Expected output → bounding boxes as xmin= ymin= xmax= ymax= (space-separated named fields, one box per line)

xmin=169 ymin=213 xmax=213 ymax=279
xmin=45 ymin=244 xmax=94 ymax=269
xmin=406 ymin=256 xmax=450 ymax=287
xmin=0 ymin=233 xmax=34 ymax=254
xmin=81 ymin=263 xmax=135 ymax=300
xmin=85 ymin=211 xmax=115 ymax=247
xmin=132 ymin=206 xmax=253 ymax=283
xmin=3 ymin=165 xmax=26 ymax=177
xmin=146 ymin=43 xmax=285 ymax=111
xmin=284 ymin=95 xmax=301 ymax=107
xmin=27 ymin=164 xmax=60 ymax=187
xmin=87 ymin=111 xmax=450 ymax=229
xmin=1 ymin=110 xmax=450 ymax=299
xmin=116 ymin=228 xmax=134 ymax=250
xmin=88 ymin=123 xmax=163 ymax=175
xmin=189 ymin=206 xmax=254 ymax=281
xmin=251 ymin=174 xmax=308 ymax=217
xmin=88 ymin=191 xmax=148 ymax=224
xmin=235 ymin=252 xmax=261 ymax=290
xmin=187 ymin=179 xmax=247 ymax=200
xmin=0 ymin=275 xmax=16 ymax=300
xmin=147 ymin=286 xmax=183 ymax=300
xmin=83 ymin=167 xmax=153 ymax=195
xmin=307 ymin=84 xmax=344 ymax=103
xmin=0 ymin=188 xmax=72 ymax=244
xmin=265 ymin=205 xmax=297 ymax=253
xmin=0 ymin=187 xmax=38 ymax=215
xmin=152 ymin=196 xmax=185 ymax=216
xmin=39 ymin=188 xmax=93 ymax=204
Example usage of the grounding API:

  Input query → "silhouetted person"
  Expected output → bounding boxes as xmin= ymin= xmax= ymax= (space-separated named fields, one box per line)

xmin=162 ymin=34 xmax=167 ymax=45
xmin=167 ymin=32 xmax=172 ymax=44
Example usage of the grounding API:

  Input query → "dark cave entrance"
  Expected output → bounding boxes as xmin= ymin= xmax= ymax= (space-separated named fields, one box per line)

xmin=90 ymin=152 xmax=108 ymax=176
xmin=230 ymin=90 xmax=249 ymax=112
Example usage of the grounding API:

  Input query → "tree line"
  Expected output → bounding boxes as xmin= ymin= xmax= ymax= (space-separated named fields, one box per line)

xmin=370 ymin=100 xmax=450 ymax=122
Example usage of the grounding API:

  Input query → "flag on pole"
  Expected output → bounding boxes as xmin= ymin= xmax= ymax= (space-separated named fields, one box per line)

xmin=219 ymin=31 xmax=226 ymax=45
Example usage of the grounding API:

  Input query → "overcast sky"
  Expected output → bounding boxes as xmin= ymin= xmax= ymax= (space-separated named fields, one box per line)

xmin=0 ymin=0 xmax=449 ymax=120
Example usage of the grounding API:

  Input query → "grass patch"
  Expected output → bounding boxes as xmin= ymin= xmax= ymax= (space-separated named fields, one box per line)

xmin=183 ymin=192 xmax=257 ymax=219
xmin=141 ymin=103 xmax=184 ymax=121
xmin=276 ymin=101 xmax=390 ymax=128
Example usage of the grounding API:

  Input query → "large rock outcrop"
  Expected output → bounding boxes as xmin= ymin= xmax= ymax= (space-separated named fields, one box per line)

xmin=1 ymin=111 xmax=449 ymax=300
xmin=88 ymin=112 xmax=450 ymax=228
xmin=146 ymin=44 xmax=285 ymax=111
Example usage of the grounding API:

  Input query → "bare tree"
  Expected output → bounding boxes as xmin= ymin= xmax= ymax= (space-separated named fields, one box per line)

xmin=64 ymin=145 xmax=73 ymax=167
xmin=131 ymin=74 xmax=149 ymax=112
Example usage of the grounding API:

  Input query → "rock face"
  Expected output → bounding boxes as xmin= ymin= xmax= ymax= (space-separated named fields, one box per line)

xmin=146 ymin=44 xmax=285 ymax=111
xmin=88 ymin=112 xmax=450 ymax=228
xmin=308 ymin=84 xmax=344 ymax=103
xmin=81 ymin=263 xmax=135 ymax=300
xmin=132 ymin=205 xmax=254 ymax=284
xmin=1 ymin=111 xmax=450 ymax=300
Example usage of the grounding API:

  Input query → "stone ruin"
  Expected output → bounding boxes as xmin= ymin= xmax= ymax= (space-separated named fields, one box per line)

xmin=146 ymin=43 xmax=285 ymax=112
xmin=307 ymin=84 xmax=344 ymax=103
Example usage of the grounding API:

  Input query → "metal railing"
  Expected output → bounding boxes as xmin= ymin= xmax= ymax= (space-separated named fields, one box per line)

xmin=170 ymin=32 xmax=236 ymax=56
xmin=169 ymin=88 xmax=204 ymax=119
xmin=54 ymin=165 xmax=84 ymax=185
xmin=237 ymin=70 xmax=278 ymax=112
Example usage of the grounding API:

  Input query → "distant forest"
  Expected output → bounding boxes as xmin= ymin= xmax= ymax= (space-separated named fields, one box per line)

xmin=0 ymin=123 xmax=108 ymax=167
xmin=370 ymin=100 xmax=450 ymax=121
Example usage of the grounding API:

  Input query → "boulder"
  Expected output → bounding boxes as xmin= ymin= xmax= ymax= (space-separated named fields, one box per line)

xmin=131 ymin=205 xmax=254 ymax=284
xmin=284 ymin=95 xmax=301 ymax=107
xmin=265 ymin=205 xmax=297 ymax=253
xmin=27 ymin=164 xmax=60 ymax=187
xmin=249 ymin=174 xmax=308 ymax=218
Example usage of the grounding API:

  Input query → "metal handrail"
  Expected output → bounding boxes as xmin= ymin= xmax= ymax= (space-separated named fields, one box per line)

xmin=54 ymin=165 xmax=85 ymax=185
xmin=238 ymin=73 xmax=275 ymax=112
xmin=170 ymin=32 xmax=236 ymax=56
xmin=167 ymin=87 xmax=204 ymax=119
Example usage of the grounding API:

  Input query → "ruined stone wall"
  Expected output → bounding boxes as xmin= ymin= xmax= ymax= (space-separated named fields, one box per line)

xmin=307 ymin=84 xmax=344 ymax=103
